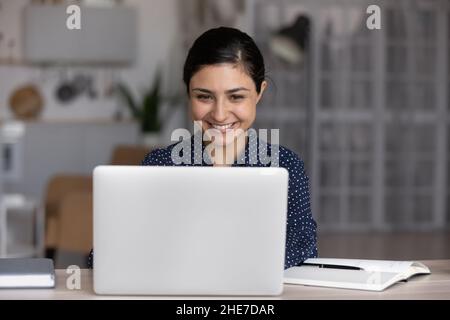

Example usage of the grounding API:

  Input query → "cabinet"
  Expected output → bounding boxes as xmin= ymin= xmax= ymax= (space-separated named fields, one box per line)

xmin=23 ymin=5 xmax=136 ymax=65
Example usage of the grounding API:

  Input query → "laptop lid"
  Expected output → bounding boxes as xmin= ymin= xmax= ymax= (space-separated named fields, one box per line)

xmin=93 ymin=166 xmax=288 ymax=296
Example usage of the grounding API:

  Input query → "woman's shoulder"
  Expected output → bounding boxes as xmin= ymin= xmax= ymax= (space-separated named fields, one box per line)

xmin=279 ymin=145 xmax=304 ymax=167
xmin=267 ymin=143 xmax=309 ymax=186
xmin=262 ymin=140 xmax=305 ymax=170
xmin=141 ymin=141 xmax=180 ymax=166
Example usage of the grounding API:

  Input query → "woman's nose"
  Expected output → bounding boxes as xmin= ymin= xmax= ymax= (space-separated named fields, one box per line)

xmin=210 ymin=99 xmax=228 ymax=122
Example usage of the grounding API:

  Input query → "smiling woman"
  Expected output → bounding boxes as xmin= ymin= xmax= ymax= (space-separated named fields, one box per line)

xmin=88 ymin=27 xmax=318 ymax=270
xmin=189 ymin=64 xmax=262 ymax=152
xmin=184 ymin=27 xmax=266 ymax=160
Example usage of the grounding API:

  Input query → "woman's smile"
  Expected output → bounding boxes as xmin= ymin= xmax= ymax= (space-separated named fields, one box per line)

xmin=205 ymin=121 xmax=240 ymax=133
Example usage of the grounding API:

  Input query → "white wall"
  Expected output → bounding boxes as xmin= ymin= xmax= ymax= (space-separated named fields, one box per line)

xmin=0 ymin=0 xmax=186 ymax=134
xmin=120 ymin=0 xmax=188 ymax=145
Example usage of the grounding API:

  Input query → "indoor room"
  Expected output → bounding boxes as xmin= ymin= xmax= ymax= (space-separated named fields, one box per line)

xmin=0 ymin=0 xmax=449 ymax=301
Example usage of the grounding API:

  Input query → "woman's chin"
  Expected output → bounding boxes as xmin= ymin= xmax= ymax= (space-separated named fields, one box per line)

xmin=208 ymin=135 xmax=232 ymax=147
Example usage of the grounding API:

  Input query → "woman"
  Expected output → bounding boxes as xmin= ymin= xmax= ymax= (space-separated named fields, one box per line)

xmin=89 ymin=26 xmax=317 ymax=269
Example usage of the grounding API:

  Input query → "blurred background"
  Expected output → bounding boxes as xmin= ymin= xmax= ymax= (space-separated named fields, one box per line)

xmin=0 ymin=0 xmax=449 ymax=268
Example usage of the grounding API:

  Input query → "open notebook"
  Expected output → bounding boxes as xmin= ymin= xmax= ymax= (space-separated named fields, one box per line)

xmin=284 ymin=258 xmax=431 ymax=292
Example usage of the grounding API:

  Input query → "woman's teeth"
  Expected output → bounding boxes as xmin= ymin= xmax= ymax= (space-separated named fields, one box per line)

xmin=211 ymin=122 xmax=235 ymax=130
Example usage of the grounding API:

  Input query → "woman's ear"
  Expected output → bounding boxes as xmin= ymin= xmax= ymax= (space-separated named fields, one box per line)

xmin=256 ymin=80 xmax=268 ymax=104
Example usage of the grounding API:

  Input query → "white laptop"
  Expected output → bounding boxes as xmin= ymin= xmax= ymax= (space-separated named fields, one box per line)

xmin=93 ymin=166 xmax=288 ymax=296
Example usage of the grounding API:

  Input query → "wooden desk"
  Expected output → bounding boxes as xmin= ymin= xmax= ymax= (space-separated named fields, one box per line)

xmin=0 ymin=260 xmax=449 ymax=300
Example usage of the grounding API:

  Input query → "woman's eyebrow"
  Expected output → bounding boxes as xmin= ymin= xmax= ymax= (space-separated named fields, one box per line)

xmin=226 ymin=87 xmax=250 ymax=93
xmin=191 ymin=87 xmax=250 ymax=94
xmin=192 ymin=88 xmax=214 ymax=94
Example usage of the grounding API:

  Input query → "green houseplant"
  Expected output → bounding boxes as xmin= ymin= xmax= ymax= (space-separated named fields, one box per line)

xmin=116 ymin=71 xmax=163 ymax=134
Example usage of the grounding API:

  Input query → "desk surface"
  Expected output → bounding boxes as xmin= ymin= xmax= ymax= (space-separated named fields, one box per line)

xmin=0 ymin=260 xmax=449 ymax=300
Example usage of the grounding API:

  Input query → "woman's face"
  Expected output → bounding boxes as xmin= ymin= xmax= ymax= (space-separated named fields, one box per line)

xmin=189 ymin=63 xmax=267 ymax=146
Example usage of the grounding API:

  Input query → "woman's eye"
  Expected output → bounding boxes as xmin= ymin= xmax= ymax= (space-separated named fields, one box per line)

xmin=197 ymin=94 xmax=213 ymax=101
xmin=230 ymin=95 xmax=244 ymax=101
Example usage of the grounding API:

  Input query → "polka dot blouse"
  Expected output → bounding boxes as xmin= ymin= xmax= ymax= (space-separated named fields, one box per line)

xmin=88 ymin=133 xmax=318 ymax=269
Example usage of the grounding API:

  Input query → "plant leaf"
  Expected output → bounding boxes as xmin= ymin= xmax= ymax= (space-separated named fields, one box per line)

xmin=115 ymin=83 xmax=141 ymax=119
xmin=141 ymin=72 xmax=162 ymax=132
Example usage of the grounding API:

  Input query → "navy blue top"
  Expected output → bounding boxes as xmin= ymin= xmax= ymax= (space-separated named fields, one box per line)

xmin=88 ymin=133 xmax=318 ymax=269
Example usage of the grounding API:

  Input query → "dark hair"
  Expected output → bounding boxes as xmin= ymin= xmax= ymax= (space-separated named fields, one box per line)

xmin=183 ymin=27 xmax=266 ymax=94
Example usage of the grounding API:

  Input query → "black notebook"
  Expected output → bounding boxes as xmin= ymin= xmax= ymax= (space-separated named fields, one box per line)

xmin=0 ymin=258 xmax=55 ymax=288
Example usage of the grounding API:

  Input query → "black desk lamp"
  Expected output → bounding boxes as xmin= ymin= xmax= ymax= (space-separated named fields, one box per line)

xmin=269 ymin=14 xmax=313 ymax=169
xmin=269 ymin=15 xmax=311 ymax=66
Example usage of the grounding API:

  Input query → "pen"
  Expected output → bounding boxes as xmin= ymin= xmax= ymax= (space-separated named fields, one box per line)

xmin=302 ymin=263 xmax=362 ymax=270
